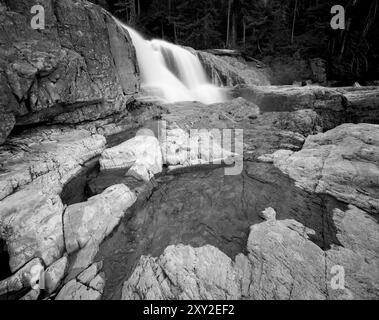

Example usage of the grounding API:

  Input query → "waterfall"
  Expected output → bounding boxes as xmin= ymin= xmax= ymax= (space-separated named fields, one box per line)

xmin=116 ymin=21 xmax=226 ymax=104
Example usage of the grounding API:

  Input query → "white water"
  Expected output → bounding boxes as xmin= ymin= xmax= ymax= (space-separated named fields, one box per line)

xmin=116 ymin=21 xmax=226 ymax=104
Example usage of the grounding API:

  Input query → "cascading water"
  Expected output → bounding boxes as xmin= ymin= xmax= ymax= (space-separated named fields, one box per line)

xmin=116 ymin=20 xmax=226 ymax=104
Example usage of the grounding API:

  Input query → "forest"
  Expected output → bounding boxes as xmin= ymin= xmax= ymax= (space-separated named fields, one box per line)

xmin=92 ymin=0 xmax=379 ymax=83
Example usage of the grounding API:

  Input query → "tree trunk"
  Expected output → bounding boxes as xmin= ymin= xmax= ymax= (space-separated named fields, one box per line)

xmin=291 ymin=0 xmax=298 ymax=44
xmin=226 ymin=0 xmax=233 ymax=47
xmin=243 ymin=17 xmax=246 ymax=49
xmin=231 ymin=10 xmax=237 ymax=47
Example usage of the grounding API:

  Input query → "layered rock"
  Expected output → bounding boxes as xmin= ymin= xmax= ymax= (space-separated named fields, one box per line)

xmin=0 ymin=0 xmax=139 ymax=145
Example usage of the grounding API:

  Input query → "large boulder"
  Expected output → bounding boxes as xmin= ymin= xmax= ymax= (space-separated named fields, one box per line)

xmin=268 ymin=124 xmax=379 ymax=214
xmin=0 ymin=0 xmax=139 ymax=145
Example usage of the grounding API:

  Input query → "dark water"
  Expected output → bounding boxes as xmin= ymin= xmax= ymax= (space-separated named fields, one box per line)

xmin=92 ymin=161 xmax=346 ymax=300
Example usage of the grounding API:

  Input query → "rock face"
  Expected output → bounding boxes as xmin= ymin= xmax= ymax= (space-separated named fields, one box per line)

xmin=64 ymin=184 xmax=137 ymax=254
xmin=0 ymin=0 xmax=139 ymax=145
xmin=197 ymin=51 xmax=270 ymax=86
xmin=268 ymin=124 xmax=379 ymax=214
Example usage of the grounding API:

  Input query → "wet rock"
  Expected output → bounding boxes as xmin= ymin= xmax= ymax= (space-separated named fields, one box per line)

xmin=99 ymin=135 xmax=163 ymax=179
xmin=64 ymin=184 xmax=137 ymax=254
xmin=271 ymin=123 xmax=379 ymax=214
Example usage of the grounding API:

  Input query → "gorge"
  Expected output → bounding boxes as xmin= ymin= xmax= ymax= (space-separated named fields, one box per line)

xmin=0 ymin=0 xmax=378 ymax=302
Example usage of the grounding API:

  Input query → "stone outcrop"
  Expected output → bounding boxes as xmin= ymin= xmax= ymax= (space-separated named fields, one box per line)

xmin=265 ymin=124 xmax=379 ymax=214
xmin=197 ymin=51 xmax=270 ymax=87
xmin=0 ymin=0 xmax=139 ymax=145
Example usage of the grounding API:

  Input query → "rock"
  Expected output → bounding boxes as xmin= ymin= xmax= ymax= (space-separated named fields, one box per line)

xmin=197 ymin=51 xmax=270 ymax=86
xmin=326 ymin=205 xmax=379 ymax=300
xmin=232 ymin=85 xmax=346 ymax=130
xmin=45 ymin=256 xmax=68 ymax=294
xmin=0 ymin=113 xmax=15 ymax=145
xmin=65 ymin=240 xmax=100 ymax=281
xmin=55 ymin=279 xmax=102 ymax=300
xmin=339 ymin=87 xmax=379 ymax=124
xmin=55 ymin=262 xmax=105 ymax=300
xmin=99 ymin=135 xmax=163 ymax=178
xmin=121 ymin=219 xmax=327 ymax=300
xmin=122 ymin=245 xmax=241 ymax=300
xmin=0 ymin=191 xmax=65 ymax=273
xmin=89 ymin=273 xmax=106 ymax=294
xmin=274 ymin=109 xmax=323 ymax=136
xmin=260 ymin=207 xmax=276 ymax=221
xmin=210 ymin=97 xmax=260 ymax=122
xmin=19 ymin=288 xmax=40 ymax=301
xmin=0 ymin=0 xmax=139 ymax=144
xmin=64 ymin=184 xmax=137 ymax=254
xmin=77 ymin=262 xmax=103 ymax=285
xmin=271 ymin=124 xmax=379 ymax=214
xmin=0 ymin=129 xmax=106 ymax=271
xmin=0 ymin=258 xmax=43 ymax=297
xmin=122 ymin=204 xmax=379 ymax=300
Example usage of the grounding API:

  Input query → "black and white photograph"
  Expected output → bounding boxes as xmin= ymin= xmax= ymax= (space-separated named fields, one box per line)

xmin=0 ymin=0 xmax=378 ymax=308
